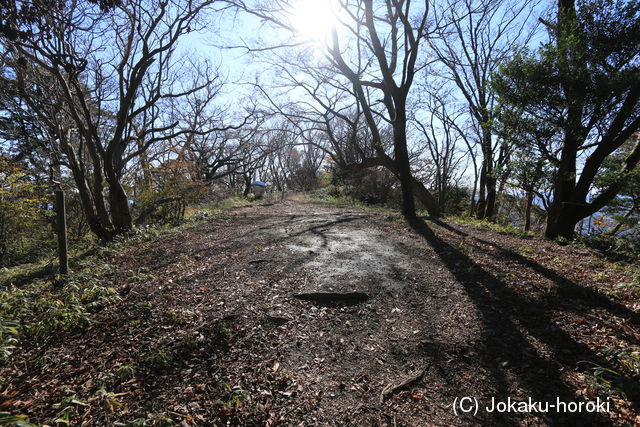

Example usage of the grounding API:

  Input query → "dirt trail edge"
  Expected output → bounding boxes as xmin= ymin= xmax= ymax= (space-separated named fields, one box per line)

xmin=6 ymin=197 xmax=639 ymax=425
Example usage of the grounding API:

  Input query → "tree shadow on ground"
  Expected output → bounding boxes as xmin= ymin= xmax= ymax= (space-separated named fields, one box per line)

xmin=1 ymin=246 xmax=100 ymax=288
xmin=429 ymin=218 xmax=640 ymax=328
xmin=408 ymin=218 xmax=637 ymax=425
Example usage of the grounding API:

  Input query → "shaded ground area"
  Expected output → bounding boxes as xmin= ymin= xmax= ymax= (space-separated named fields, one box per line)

xmin=3 ymin=196 xmax=639 ymax=425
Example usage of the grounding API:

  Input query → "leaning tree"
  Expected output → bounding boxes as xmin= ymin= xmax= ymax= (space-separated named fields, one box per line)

xmin=494 ymin=0 xmax=640 ymax=239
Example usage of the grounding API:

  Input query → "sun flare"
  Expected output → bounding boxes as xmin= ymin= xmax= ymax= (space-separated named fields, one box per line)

xmin=291 ymin=0 xmax=338 ymax=43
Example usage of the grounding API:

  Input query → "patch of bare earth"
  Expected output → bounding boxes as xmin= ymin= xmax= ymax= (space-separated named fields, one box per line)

xmin=3 ymin=197 xmax=639 ymax=425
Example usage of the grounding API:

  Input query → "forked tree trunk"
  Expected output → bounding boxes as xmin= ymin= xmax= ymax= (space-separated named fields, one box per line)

xmin=71 ymin=171 xmax=114 ymax=241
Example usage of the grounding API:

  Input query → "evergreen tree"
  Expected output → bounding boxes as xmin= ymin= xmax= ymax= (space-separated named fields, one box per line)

xmin=493 ymin=0 xmax=640 ymax=239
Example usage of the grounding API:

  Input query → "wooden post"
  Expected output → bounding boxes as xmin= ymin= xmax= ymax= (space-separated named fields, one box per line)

xmin=55 ymin=189 xmax=69 ymax=275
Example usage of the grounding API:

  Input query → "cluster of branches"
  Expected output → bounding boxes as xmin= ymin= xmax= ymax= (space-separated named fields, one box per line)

xmin=1 ymin=0 xmax=638 ymax=242
xmin=220 ymin=0 xmax=640 ymax=238
xmin=218 ymin=0 xmax=542 ymax=219
xmin=0 ymin=0 xmax=280 ymax=240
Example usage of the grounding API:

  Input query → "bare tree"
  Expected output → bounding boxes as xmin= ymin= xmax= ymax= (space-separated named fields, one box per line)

xmin=221 ymin=0 xmax=442 ymax=217
xmin=284 ymin=143 xmax=324 ymax=190
xmin=5 ymin=0 xmax=220 ymax=240
xmin=429 ymin=0 xmax=540 ymax=219
xmin=414 ymin=88 xmax=467 ymax=213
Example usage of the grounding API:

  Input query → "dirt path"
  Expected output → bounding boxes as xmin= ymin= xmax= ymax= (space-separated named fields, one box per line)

xmin=6 ymin=196 xmax=639 ymax=425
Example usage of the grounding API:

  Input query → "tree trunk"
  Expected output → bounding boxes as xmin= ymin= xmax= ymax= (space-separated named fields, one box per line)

xmin=482 ymin=122 xmax=498 ymax=220
xmin=485 ymin=175 xmax=497 ymax=220
xmin=470 ymin=169 xmax=478 ymax=215
xmin=410 ymin=176 xmax=440 ymax=216
xmin=60 ymin=134 xmax=115 ymax=241
xmin=544 ymin=133 xmax=579 ymax=239
xmin=476 ymin=161 xmax=487 ymax=219
xmin=545 ymin=0 xmax=583 ymax=240
xmin=104 ymin=149 xmax=133 ymax=233
xmin=345 ymin=156 xmax=440 ymax=216
xmin=108 ymin=178 xmax=133 ymax=232
xmin=243 ymin=174 xmax=252 ymax=197
xmin=88 ymin=153 xmax=112 ymax=229
xmin=393 ymin=108 xmax=416 ymax=219
xmin=72 ymin=173 xmax=114 ymax=241
xmin=545 ymin=201 xmax=582 ymax=239
xmin=524 ymin=189 xmax=534 ymax=232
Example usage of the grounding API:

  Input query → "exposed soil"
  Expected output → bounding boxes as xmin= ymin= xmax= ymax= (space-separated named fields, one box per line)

xmin=3 ymin=196 xmax=640 ymax=425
